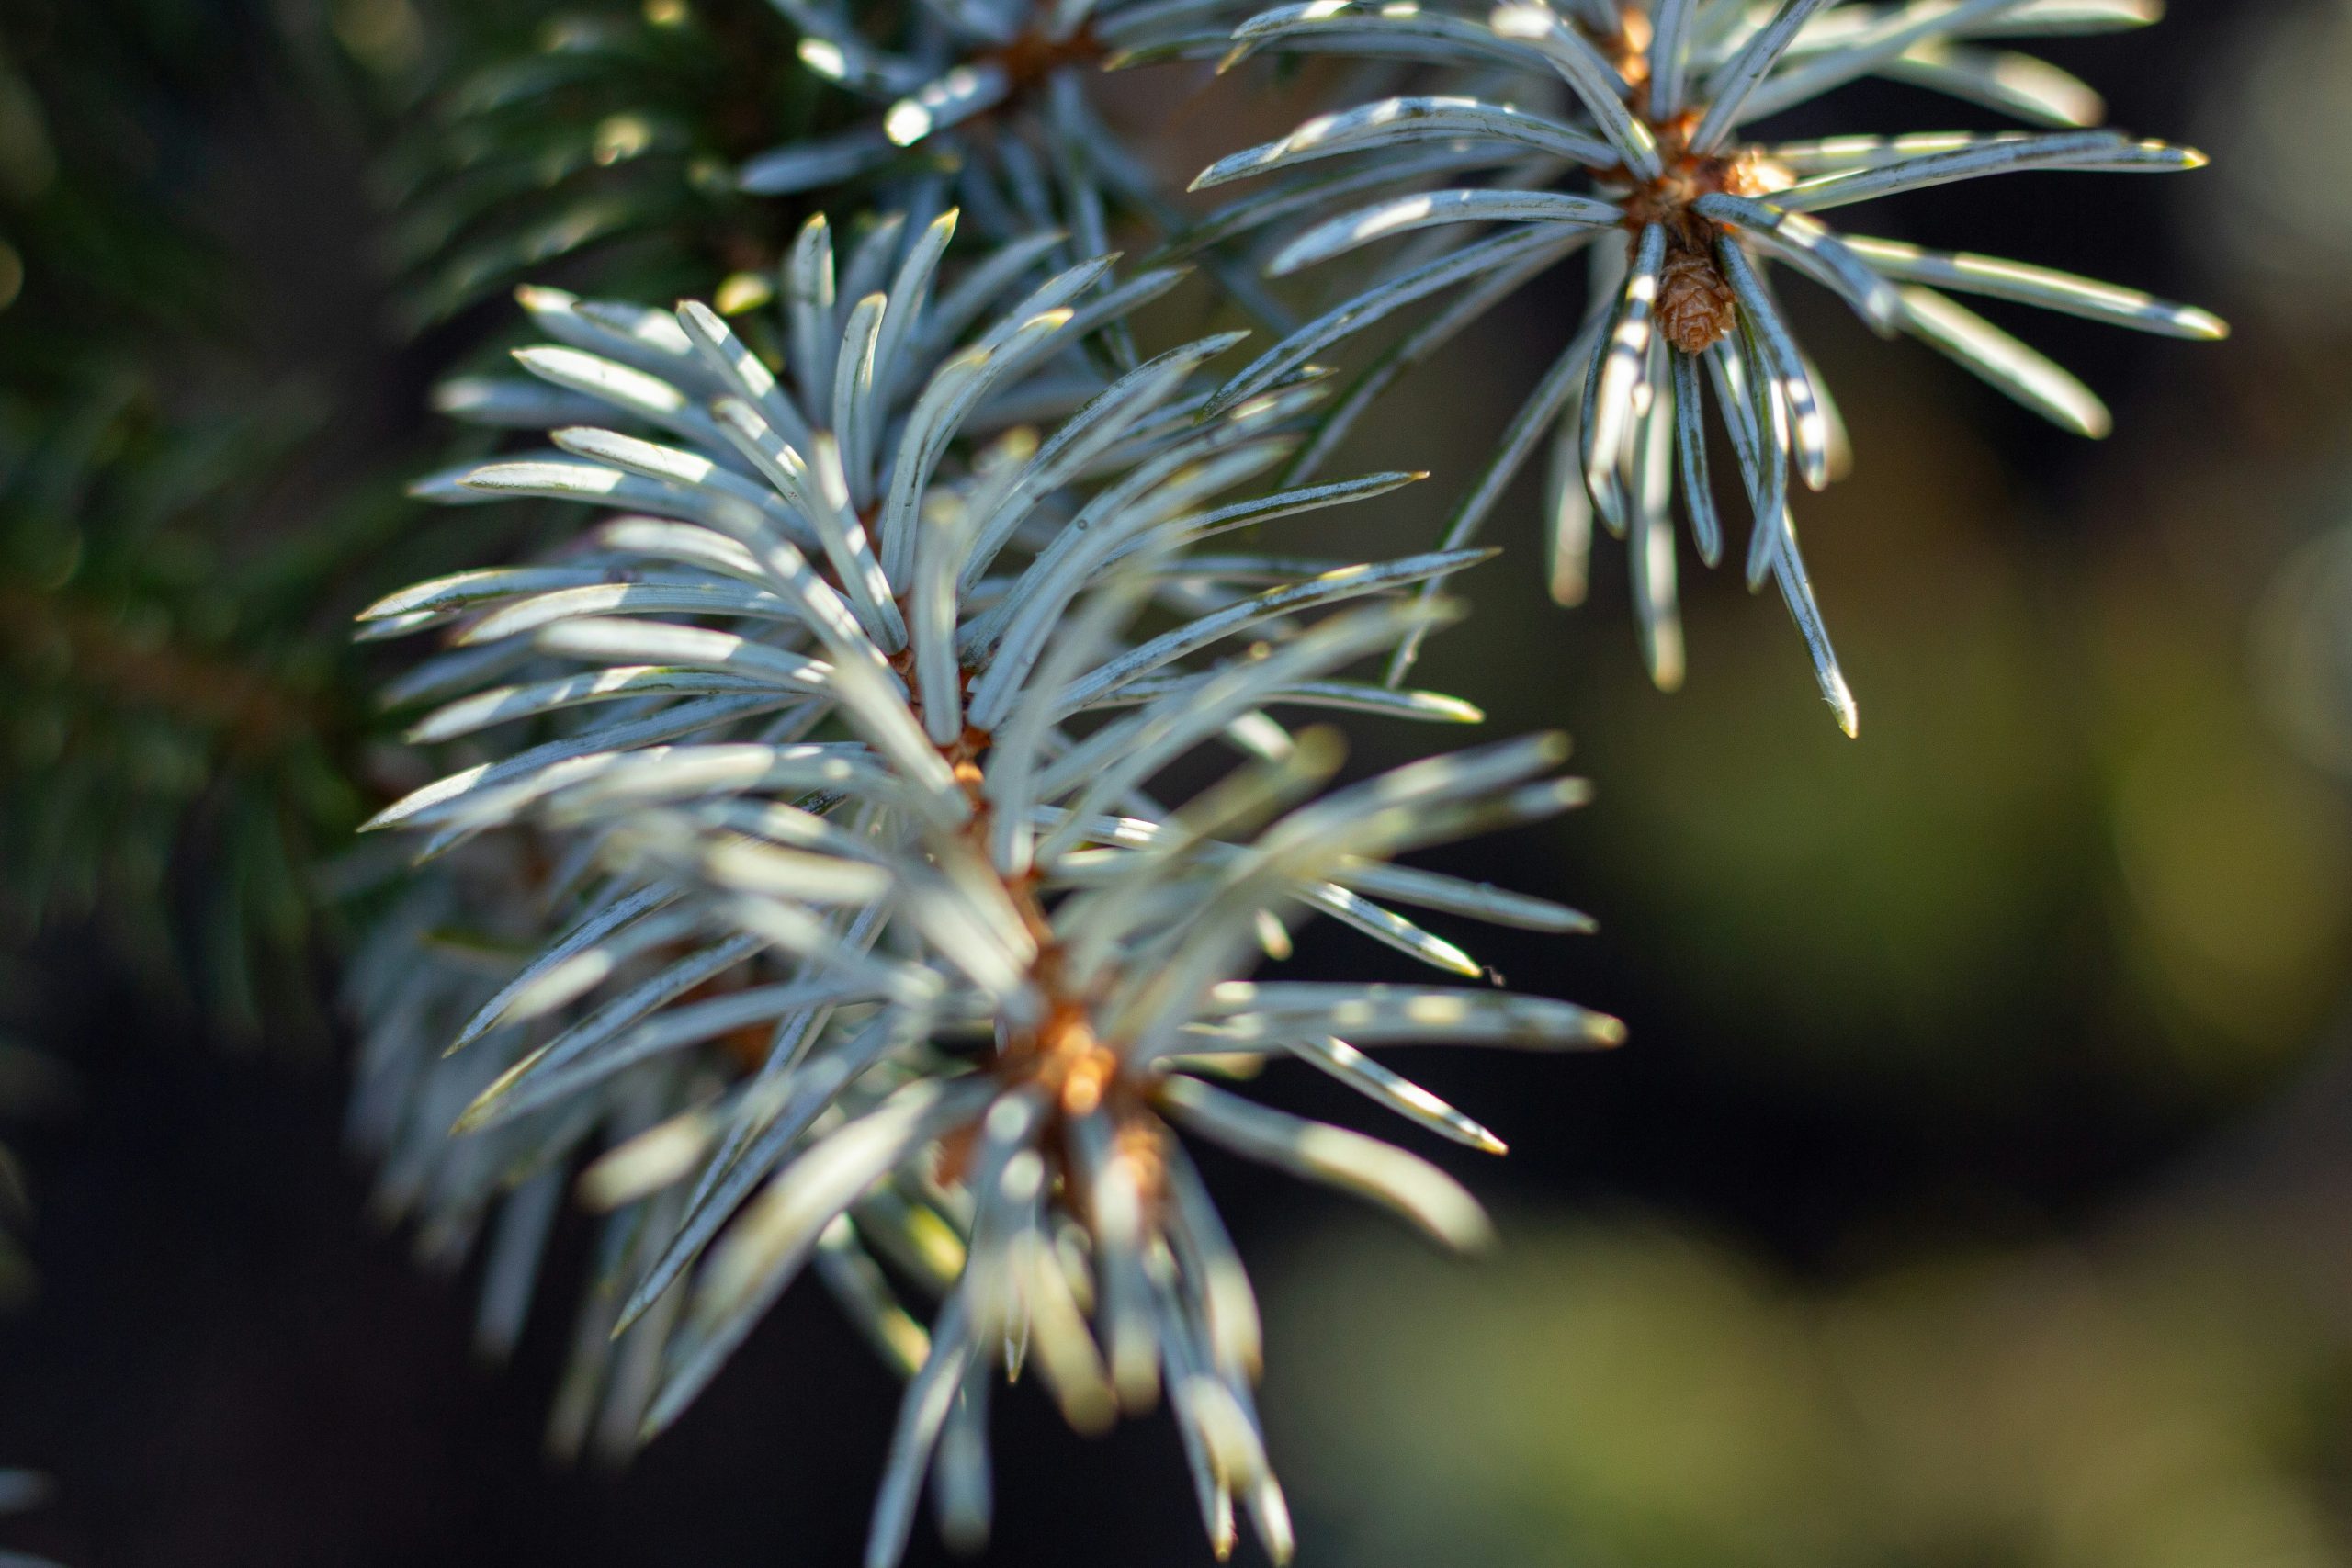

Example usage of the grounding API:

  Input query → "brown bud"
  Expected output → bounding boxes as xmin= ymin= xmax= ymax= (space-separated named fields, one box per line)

xmin=1658 ymin=247 xmax=1737 ymax=355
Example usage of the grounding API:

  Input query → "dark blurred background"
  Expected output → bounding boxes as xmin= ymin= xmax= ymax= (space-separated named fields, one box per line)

xmin=8 ymin=0 xmax=2352 ymax=1563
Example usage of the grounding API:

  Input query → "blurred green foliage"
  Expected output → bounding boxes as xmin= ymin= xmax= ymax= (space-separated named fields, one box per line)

xmin=0 ymin=374 xmax=380 ymax=1030
xmin=1272 ymin=1191 xmax=2352 ymax=1568
xmin=0 ymin=1 xmax=381 ymax=1032
xmin=0 ymin=0 xmax=823 ymax=1033
xmin=362 ymin=0 xmax=829 ymax=328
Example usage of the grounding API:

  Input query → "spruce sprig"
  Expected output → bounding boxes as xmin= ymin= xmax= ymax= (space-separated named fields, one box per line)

xmin=356 ymin=213 xmax=1614 ymax=1561
xmin=1176 ymin=0 xmax=2222 ymax=724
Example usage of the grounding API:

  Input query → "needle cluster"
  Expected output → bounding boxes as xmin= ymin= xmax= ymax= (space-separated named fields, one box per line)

xmin=356 ymin=209 xmax=1616 ymax=1562
xmin=1175 ymin=0 xmax=2222 ymax=720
